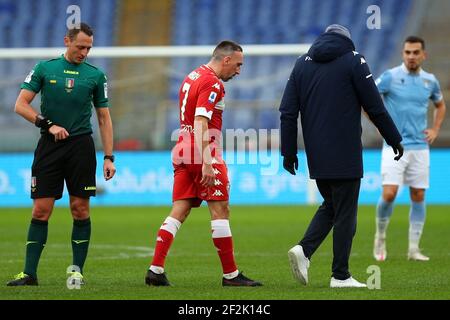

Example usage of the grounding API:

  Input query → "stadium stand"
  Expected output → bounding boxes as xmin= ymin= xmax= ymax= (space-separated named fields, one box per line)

xmin=2 ymin=0 xmax=449 ymax=150
xmin=417 ymin=0 xmax=450 ymax=144
xmin=169 ymin=0 xmax=413 ymax=136
xmin=0 ymin=0 xmax=117 ymax=150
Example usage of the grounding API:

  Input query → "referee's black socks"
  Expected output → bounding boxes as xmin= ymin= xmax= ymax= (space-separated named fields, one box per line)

xmin=71 ymin=217 xmax=91 ymax=274
xmin=24 ymin=218 xmax=48 ymax=279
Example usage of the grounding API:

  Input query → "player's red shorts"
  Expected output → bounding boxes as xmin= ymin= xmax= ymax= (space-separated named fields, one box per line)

xmin=172 ymin=161 xmax=230 ymax=207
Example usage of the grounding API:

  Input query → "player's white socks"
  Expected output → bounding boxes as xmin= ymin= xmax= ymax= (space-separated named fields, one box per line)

xmin=150 ymin=216 xmax=182 ymax=274
xmin=150 ymin=265 xmax=165 ymax=274
xmin=409 ymin=201 xmax=426 ymax=251
xmin=223 ymin=270 xmax=239 ymax=279
xmin=160 ymin=216 xmax=182 ymax=236
xmin=211 ymin=219 xmax=238 ymax=279
xmin=376 ymin=198 xmax=394 ymax=238
xmin=211 ymin=219 xmax=232 ymax=238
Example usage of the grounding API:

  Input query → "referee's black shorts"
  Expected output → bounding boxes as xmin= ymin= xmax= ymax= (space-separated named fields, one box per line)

xmin=31 ymin=133 xmax=97 ymax=200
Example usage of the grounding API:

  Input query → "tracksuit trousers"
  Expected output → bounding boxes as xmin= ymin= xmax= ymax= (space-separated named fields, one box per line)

xmin=299 ymin=179 xmax=361 ymax=280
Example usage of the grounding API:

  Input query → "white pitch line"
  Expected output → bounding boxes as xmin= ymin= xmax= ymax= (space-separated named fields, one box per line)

xmin=3 ymin=244 xmax=155 ymax=263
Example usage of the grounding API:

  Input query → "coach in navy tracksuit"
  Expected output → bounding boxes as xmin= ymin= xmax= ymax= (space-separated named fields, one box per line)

xmin=280 ymin=25 xmax=404 ymax=288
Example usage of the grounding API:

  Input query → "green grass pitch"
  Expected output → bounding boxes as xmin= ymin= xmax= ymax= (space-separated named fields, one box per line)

xmin=1 ymin=205 xmax=449 ymax=300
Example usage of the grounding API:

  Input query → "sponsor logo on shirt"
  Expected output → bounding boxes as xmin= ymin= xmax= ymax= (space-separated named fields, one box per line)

xmin=64 ymin=70 xmax=79 ymax=75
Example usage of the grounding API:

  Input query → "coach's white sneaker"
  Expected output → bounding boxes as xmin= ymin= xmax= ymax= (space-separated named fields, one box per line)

xmin=373 ymin=236 xmax=387 ymax=261
xmin=408 ymin=249 xmax=429 ymax=261
xmin=330 ymin=277 xmax=367 ymax=288
xmin=288 ymin=245 xmax=309 ymax=285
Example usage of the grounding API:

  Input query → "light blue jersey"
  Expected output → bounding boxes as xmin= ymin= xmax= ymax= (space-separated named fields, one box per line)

xmin=376 ymin=63 xmax=443 ymax=149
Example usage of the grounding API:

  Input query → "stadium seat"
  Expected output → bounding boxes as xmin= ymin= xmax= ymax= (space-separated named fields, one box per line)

xmin=258 ymin=109 xmax=279 ymax=130
xmin=0 ymin=0 xmax=413 ymax=137
xmin=166 ymin=107 xmax=180 ymax=135
xmin=0 ymin=0 xmax=118 ymax=122
xmin=170 ymin=0 xmax=413 ymax=132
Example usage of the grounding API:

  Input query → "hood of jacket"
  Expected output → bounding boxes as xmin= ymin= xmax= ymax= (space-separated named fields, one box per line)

xmin=307 ymin=32 xmax=356 ymax=63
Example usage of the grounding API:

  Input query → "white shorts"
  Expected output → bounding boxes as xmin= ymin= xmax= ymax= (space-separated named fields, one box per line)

xmin=381 ymin=147 xmax=429 ymax=189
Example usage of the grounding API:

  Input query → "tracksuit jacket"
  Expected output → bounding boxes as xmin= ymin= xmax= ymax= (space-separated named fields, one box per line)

xmin=279 ymin=32 xmax=402 ymax=179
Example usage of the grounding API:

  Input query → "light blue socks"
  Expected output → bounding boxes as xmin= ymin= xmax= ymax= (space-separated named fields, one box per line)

xmin=375 ymin=198 xmax=394 ymax=238
xmin=409 ymin=201 xmax=426 ymax=251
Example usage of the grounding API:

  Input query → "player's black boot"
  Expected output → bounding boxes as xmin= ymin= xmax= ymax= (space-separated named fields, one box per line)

xmin=222 ymin=272 xmax=262 ymax=287
xmin=7 ymin=272 xmax=38 ymax=286
xmin=145 ymin=270 xmax=170 ymax=286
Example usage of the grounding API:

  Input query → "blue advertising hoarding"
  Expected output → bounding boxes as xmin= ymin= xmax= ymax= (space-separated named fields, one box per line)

xmin=0 ymin=150 xmax=449 ymax=207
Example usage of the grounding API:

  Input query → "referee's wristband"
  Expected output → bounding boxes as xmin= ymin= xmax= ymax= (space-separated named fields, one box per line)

xmin=34 ymin=114 xmax=54 ymax=131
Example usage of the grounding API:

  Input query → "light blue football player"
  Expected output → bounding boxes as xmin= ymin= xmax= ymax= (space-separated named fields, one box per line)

xmin=374 ymin=36 xmax=446 ymax=261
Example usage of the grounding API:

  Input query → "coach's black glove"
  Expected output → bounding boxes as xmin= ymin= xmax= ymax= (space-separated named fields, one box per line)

xmin=392 ymin=143 xmax=404 ymax=161
xmin=283 ymin=155 xmax=298 ymax=175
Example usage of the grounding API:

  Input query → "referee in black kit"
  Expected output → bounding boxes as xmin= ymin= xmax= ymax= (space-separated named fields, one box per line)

xmin=7 ymin=23 xmax=116 ymax=286
xmin=279 ymin=24 xmax=403 ymax=288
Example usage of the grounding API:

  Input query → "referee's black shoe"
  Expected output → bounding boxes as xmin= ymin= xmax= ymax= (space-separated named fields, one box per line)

xmin=7 ymin=272 xmax=38 ymax=286
xmin=222 ymin=272 xmax=262 ymax=287
xmin=145 ymin=270 xmax=170 ymax=286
